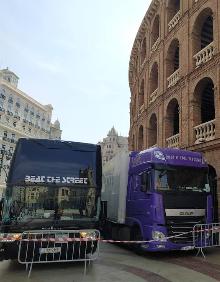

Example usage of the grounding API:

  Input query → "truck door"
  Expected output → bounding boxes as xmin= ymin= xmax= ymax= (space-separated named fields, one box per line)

xmin=127 ymin=171 xmax=151 ymax=224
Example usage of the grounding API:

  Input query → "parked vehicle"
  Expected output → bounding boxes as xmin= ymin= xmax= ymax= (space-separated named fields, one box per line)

xmin=0 ymin=138 xmax=102 ymax=260
xmin=102 ymin=147 xmax=213 ymax=251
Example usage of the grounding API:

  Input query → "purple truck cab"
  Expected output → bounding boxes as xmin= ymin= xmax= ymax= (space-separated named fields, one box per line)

xmin=102 ymin=147 xmax=213 ymax=251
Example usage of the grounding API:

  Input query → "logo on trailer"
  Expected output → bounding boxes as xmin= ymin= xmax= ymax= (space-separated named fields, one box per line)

xmin=154 ymin=151 xmax=166 ymax=161
xmin=25 ymin=175 xmax=88 ymax=184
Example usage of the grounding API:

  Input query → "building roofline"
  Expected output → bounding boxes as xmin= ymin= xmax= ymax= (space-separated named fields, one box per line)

xmin=1 ymin=68 xmax=19 ymax=79
xmin=0 ymin=79 xmax=51 ymax=112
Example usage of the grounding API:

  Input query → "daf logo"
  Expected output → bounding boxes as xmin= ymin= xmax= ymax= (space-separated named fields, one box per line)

xmin=179 ymin=211 xmax=194 ymax=216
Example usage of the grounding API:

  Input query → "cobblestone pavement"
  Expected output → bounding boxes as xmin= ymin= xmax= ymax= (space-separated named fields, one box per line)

xmin=0 ymin=243 xmax=220 ymax=282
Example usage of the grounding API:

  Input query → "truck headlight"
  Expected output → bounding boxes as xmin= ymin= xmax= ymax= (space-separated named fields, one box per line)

xmin=0 ymin=233 xmax=22 ymax=242
xmin=80 ymin=231 xmax=98 ymax=240
xmin=152 ymin=231 xmax=167 ymax=242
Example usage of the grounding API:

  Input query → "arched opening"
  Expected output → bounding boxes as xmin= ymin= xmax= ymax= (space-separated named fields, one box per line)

xmin=138 ymin=126 xmax=144 ymax=151
xmin=166 ymin=39 xmax=180 ymax=87
xmin=201 ymin=16 xmax=213 ymax=49
xmin=208 ymin=165 xmax=218 ymax=221
xmin=131 ymin=94 xmax=136 ymax=120
xmin=165 ymin=99 xmax=180 ymax=140
xmin=134 ymin=55 xmax=139 ymax=76
xmin=167 ymin=0 xmax=180 ymax=24
xmin=141 ymin=38 xmax=146 ymax=64
xmin=131 ymin=134 xmax=135 ymax=151
xmin=148 ymin=114 xmax=157 ymax=147
xmin=151 ymin=15 xmax=160 ymax=49
xmin=192 ymin=8 xmax=213 ymax=55
xmin=149 ymin=62 xmax=159 ymax=95
xmin=193 ymin=77 xmax=215 ymax=143
xmin=201 ymin=82 xmax=215 ymax=123
xmin=139 ymin=80 xmax=145 ymax=108
xmin=194 ymin=77 xmax=215 ymax=126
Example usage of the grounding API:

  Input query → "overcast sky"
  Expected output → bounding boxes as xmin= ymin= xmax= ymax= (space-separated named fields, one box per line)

xmin=1 ymin=0 xmax=150 ymax=143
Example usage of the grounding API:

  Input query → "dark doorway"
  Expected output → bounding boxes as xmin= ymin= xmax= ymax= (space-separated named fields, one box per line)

xmin=208 ymin=165 xmax=218 ymax=221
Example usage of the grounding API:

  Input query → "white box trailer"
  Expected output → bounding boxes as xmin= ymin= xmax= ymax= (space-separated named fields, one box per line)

xmin=102 ymin=150 xmax=129 ymax=224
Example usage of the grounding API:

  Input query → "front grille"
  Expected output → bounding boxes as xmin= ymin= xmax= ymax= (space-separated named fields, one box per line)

xmin=166 ymin=216 xmax=205 ymax=244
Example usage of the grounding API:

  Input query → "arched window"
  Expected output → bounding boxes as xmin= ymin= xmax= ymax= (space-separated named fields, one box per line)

xmin=151 ymin=15 xmax=160 ymax=49
xmin=192 ymin=8 xmax=214 ymax=67
xmin=201 ymin=15 xmax=213 ymax=49
xmin=139 ymin=80 xmax=145 ymax=108
xmin=193 ymin=77 xmax=215 ymax=143
xmin=141 ymin=38 xmax=146 ymax=64
xmin=131 ymin=134 xmax=135 ymax=151
xmin=148 ymin=114 xmax=157 ymax=147
xmin=165 ymin=98 xmax=180 ymax=140
xmin=167 ymin=0 xmax=180 ymax=24
xmin=138 ymin=126 xmax=144 ymax=151
xmin=194 ymin=77 xmax=215 ymax=125
xmin=166 ymin=39 xmax=180 ymax=87
xmin=149 ymin=62 xmax=159 ymax=96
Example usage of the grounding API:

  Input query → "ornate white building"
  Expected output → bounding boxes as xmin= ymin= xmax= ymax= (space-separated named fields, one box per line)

xmin=98 ymin=127 xmax=128 ymax=165
xmin=0 ymin=68 xmax=62 ymax=197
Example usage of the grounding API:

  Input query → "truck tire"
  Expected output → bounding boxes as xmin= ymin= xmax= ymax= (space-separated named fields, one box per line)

xmin=132 ymin=226 xmax=144 ymax=254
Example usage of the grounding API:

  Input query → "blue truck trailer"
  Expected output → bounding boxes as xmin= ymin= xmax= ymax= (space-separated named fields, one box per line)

xmin=0 ymin=138 xmax=102 ymax=260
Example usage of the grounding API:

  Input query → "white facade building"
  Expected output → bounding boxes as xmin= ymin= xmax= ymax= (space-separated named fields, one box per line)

xmin=0 ymin=68 xmax=62 ymax=197
xmin=98 ymin=127 xmax=128 ymax=165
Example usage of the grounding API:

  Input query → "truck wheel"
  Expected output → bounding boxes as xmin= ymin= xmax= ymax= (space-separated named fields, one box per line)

xmin=132 ymin=226 xmax=144 ymax=254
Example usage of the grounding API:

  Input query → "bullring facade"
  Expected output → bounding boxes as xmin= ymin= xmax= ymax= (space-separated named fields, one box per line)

xmin=128 ymin=0 xmax=220 ymax=216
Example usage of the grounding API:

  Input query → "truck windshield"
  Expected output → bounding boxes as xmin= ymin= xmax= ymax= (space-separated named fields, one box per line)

xmin=155 ymin=166 xmax=210 ymax=192
xmin=2 ymin=185 xmax=98 ymax=224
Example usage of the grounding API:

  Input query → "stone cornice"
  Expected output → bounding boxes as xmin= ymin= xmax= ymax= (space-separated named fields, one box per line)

xmin=188 ymin=137 xmax=220 ymax=152
xmin=189 ymin=0 xmax=210 ymax=17
xmin=129 ymin=0 xmax=161 ymax=91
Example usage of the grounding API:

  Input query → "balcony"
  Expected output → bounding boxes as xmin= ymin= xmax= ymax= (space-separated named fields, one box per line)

xmin=138 ymin=104 xmax=145 ymax=117
xmin=194 ymin=42 xmax=215 ymax=68
xmin=194 ymin=120 xmax=215 ymax=144
xmin=166 ymin=134 xmax=180 ymax=148
xmin=13 ymin=114 xmax=20 ymax=120
xmin=168 ymin=11 xmax=181 ymax=32
xmin=149 ymin=88 xmax=158 ymax=104
xmin=167 ymin=69 xmax=180 ymax=88
xmin=7 ymin=110 xmax=13 ymax=116
xmin=140 ymin=58 xmax=147 ymax=73
xmin=151 ymin=38 xmax=160 ymax=53
xmin=2 ymin=136 xmax=11 ymax=143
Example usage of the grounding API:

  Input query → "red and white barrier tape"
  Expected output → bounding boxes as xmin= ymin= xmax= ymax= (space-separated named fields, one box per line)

xmin=0 ymin=227 xmax=219 ymax=244
xmin=0 ymin=230 xmax=193 ymax=244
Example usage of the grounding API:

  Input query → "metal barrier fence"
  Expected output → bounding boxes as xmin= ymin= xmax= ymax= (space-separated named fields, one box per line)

xmin=193 ymin=223 xmax=220 ymax=257
xmin=17 ymin=229 xmax=100 ymax=278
